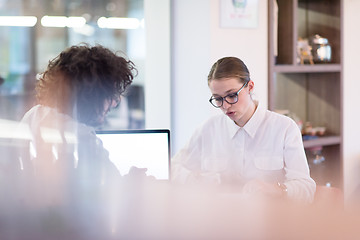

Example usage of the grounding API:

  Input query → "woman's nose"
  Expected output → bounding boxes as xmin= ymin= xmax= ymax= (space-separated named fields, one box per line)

xmin=221 ymin=100 xmax=231 ymax=109
xmin=111 ymin=98 xmax=120 ymax=108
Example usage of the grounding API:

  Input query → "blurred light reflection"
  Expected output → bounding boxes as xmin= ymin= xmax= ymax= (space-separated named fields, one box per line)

xmin=72 ymin=24 xmax=95 ymax=36
xmin=41 ymin=15 xmax=86 ymax=28
xmin=73 ymin=149 xmax=79 ymax=168
xmin=29 ymin=141 xmax=36 ymax=158
xmin=40 ymin=127 xmax=63 ymax=144
xmin=97 ymin=17 xmax=142 ymax=29
xmin=0 ymin=16 xmax=37 ymax=27
xmin=0 ymin=119 xmax=31 ymax=140
xmin=51 ymin=145 xmax=58 ymax=161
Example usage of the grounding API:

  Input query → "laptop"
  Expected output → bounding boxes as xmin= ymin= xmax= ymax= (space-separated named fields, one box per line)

xmin=96 ymin=129 xmax=171 ymax=180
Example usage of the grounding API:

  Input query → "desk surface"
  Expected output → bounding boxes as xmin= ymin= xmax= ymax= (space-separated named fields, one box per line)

xmin=0 ymin=179 xmax=358 ymax=240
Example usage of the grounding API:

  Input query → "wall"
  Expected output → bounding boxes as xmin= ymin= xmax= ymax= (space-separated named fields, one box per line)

xmin=171 ymin=0 xmax=268 ymax=154
xmin=171 ymin=0 xmax=212 ymax=155
xmin=144 ymin=0 xmax=171 ymax=129
xmin=343 ymin=0 xmax=360 ymax=201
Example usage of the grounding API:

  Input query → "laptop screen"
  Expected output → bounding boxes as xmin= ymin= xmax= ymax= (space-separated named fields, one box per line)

xmin=96 ymin=129 xmax=170 ymax=180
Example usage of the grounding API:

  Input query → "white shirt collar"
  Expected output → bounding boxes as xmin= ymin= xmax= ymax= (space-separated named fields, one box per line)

xmin=226 ymin=101 xmax=266 ymax=139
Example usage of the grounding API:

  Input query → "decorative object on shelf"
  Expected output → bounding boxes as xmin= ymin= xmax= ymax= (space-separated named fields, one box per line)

xmin=314 ymin=127 xmax=326 ymax=136
xmin=310 ymin=34 xmax=332 ymax=63
xmin=275 ymin=109 xmax=303 ymax=132
xmin=309 ymin=146 xmax=325 ymax=165
xmin=297 ymin=37 xmax=314 ymax=65
xmin=303 ymin=121 xmax=326 ymax=136
xmin=302 ymin=135 xmax=318 ymax=141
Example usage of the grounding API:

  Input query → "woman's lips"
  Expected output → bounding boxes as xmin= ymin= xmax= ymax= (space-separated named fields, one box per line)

xmin=226 ymin=111 xmax=235 ymax=117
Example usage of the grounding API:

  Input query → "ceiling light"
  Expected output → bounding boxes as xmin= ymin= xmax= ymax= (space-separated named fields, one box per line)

xmin=0 ymin=16 xmax=37 ymax=27
xmin=97 ymin=17 xmax=140 ymax=29
xmin=41 ymin=16 xmax=86 ymax=28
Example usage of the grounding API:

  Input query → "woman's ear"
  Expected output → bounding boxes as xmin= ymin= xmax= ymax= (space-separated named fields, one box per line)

xmin=247 ymin=80 xmax=254 ymax=93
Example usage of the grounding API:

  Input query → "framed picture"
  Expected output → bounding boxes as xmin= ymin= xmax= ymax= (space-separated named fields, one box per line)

xmin=220 ymin=0 xmax=259 ymax=29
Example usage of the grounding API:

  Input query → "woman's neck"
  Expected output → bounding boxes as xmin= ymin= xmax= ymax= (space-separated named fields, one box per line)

xmin=235 ymin=100 xmax=257 ymax=127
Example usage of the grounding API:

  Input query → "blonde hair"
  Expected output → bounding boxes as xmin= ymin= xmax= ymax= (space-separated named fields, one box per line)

xmin=208 ymin=57 xmax=250 ymax=85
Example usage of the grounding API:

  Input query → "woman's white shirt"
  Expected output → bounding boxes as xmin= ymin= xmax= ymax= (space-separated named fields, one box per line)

xmin=18 ymin=105 xmax=120 ymax=186
xmin=171 ymin=101 xmax=316 ymax=202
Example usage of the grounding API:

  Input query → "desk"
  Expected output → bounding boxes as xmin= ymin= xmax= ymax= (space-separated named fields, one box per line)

xmin=0 ymin=179 xmax=358 ymax=240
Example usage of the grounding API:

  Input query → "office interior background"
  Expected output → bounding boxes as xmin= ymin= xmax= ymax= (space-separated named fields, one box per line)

xmin=1 ymin=0 xmax=360 ymax=201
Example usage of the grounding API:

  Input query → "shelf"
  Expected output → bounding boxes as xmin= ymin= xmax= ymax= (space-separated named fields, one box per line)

xmin=303 ymin=135 xmax=341 ymax=149
xmin=268 ymin=0 xmax=343 ymax=189
xmin=273 ymin=64 xmax=342 ymax=73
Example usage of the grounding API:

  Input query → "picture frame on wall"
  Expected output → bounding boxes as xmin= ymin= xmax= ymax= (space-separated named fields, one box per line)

xmin=219 ymin=0 xmax=259 ymax=29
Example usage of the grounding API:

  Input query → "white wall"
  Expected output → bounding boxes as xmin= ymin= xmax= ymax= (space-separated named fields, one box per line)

xmin=343 ymin=0 xmax=360 ymax=201
xmin=171 ymin=0 xmax=212 ymax=154
xmin=144 ymin=0 xmax=171 ymax=130
xmin=171 ymin=0 xmax=268 ymax=154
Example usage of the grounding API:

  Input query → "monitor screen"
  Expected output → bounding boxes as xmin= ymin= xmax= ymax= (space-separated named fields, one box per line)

xmin=96 ymin=129 xmax=170 ymax=180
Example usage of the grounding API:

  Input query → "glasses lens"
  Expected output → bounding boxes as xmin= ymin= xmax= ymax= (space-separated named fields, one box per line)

xmin=210 ymin=97 xmax=222 ymax=108
xmin=224 ymin=94 xmax=238 ymax=104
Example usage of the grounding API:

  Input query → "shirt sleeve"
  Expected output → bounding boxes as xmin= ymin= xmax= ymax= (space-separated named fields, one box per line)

xmin=171 ymin=128 xmax=202 ymax=183
xmin=77 ymin=129 xmax=121 ymax=187
xmin=171 ymin=124 xmax=223 ymax=185
xmin=283 ymin=120 xmax=316 ymax=203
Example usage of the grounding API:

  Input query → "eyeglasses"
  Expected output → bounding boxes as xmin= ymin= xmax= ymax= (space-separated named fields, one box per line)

xmin=209 ymin=81 xmax=249 ymax=108
xmin=113 ymin=97 xmax=121 ymax=109
xmin=103 ymin=97 xmax=121 ymax=115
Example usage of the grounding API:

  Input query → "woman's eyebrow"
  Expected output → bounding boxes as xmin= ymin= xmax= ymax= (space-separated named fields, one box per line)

xmin=212 ymin=89 xmax=237 ymax=97
xmin=212 ymin=88 xmax=238 ymax=97
xmin=225 ymin=89 xmax=237 ymax=94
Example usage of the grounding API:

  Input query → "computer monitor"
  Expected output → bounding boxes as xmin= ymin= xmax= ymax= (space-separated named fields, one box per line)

xmin=96 ymin=129 xmax=170 ymax=180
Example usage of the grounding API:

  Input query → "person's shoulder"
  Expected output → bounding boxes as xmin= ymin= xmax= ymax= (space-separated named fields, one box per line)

xmin=206 ymin=112 xmax=226 ymax=122
xmin=188 ymin=113 xmax=225 ymax=139
xmin=20 ymin=104 xmax=45 ymax=123
xmin=265 ymin=110 xmax=299 ymax=129
xmin=200 ymin=113 xmax=227 ymax=129
xmin=266 ymin=110 xmax=293 ymax=121
xmin=22 ymin=104 xmax=41 ymax=115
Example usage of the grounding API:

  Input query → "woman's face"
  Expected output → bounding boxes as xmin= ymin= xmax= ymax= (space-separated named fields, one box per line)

xmin=97 ymin=97 xmax=120 ymax=125
xmin=209 ymin=77 xmax=255 ymax=127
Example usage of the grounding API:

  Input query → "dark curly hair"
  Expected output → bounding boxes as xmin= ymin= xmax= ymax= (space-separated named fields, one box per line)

xmin=36 ymin=44 xmax=136 ymax=126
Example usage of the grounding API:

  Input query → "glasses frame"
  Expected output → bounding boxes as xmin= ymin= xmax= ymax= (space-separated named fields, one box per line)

xmin=209 ymin=80 xmax=249 ymax=108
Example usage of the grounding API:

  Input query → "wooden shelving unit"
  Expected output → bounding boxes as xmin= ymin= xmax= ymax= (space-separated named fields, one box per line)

xmin=268 ymin=0 xmax=343 ymax=188
xmin=303 ymin=135 xmax=341 ymax=149
xmin=273 ymin=64 xmax=342 ymax=73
